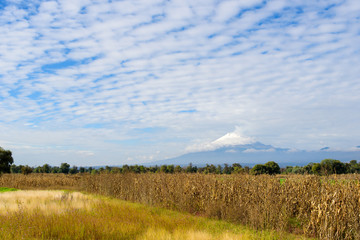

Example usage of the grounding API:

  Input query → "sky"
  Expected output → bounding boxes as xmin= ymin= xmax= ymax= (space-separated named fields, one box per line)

xmin=0 ymin=0 xmax=359 ymax=167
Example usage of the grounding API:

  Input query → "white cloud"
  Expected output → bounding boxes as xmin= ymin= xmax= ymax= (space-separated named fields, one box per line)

xmin=225 ymin=149 xmax=237 ymax=153
xmin=76 ymin=151 xmax=95 ymax=157
xmin=243 ymin=148 xmax=276 ymax=153
xmin=0 ymin=0 xmax=359 ymax=166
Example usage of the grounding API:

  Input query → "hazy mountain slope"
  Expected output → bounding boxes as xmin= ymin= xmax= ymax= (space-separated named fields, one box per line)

xmin=146 ymin=142 xmax=360 ymax=167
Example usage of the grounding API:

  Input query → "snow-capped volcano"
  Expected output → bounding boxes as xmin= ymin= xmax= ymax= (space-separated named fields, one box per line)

xmin=146 ymin=128 xmax=360 ymax=167
xmin=212 ymin=131 xmax=256 ymax=146
xmin=186 ymin=127 xmax=256 ymax=152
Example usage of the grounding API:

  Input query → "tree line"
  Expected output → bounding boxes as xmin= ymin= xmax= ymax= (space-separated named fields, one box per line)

xmin=1 ymin=146 xmax=359 ymax=175
xmin=6 ymin=159 xmax=360 ymax=176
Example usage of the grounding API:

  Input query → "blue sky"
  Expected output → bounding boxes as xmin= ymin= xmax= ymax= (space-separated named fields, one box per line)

xmin=0 ymin=0 xmax=359 ymax=166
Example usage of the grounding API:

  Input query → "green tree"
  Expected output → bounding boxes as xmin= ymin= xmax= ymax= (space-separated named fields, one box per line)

xmin=264 ymin=161 xmax=281 ymax=175
xmin=303 ymin=163 xmax=315 ymax=174
xmin=232 ymin=166 xmax=244 ymax=174
xmin=185 ymin=163 xmax=197 ymax=173
xmin=347 ymin=160 xmax=360 ymax=173
xmin=167 ymin=165 xmax=175 ymax=173
xmin=350 ymin=160 xmax=357 ymax=165
xmin=130 ymin=165 xmax=140 ymax=173
xmin=51 ymin=167 xmax=61 ymax=173
xmin=0 ymin=147 xmax=14 ymax=173
xmin=60 ymin=163 xmax=70 ymax=174
xmin=215 ymin=165 xmax=222 ymax=174
xmin=223 ymin=164 xmax=232 ymax=174
xmin=292 ymin=166 xmax=304 ymax=174
xmin=232 ymin=163 xmax=243 ymax=174
xmin=42 ymin=164 xmax=51 ymax=173
xmin=139 ymin=165 xmax=146 ymax=173
xmin=105 ymin=166 xmax=111 ymax=173
xmin=149 ymin=166 xmax=159 ymax=173
xmin=10 ymin=164 xmax=21 ymax=173
xmin=122 ymin=165 xmax=130 ymax=173
xmin=174 ymin=165 xmax=182 ymax=173
xmin=320 ymin=159 xmax=346 ymax=175
xmin=110 ymin=167 xmax=121 ymax=173
xmin=203 ymin=164 xmax=216 ymax=174
xmin=160 ymin=165 xmax=168 ymax=173
xmin=312 ymin=163 xmax=321 ymax=175
xmin=250 ymin=164 xmax=268 ymax=175
xmin=21 ymin=165 xmax=33 ymax=175
xmin=69 ymin=165 xmax=78 ymax=174
xmin=284 ymin=166 xmax=293 ymax=174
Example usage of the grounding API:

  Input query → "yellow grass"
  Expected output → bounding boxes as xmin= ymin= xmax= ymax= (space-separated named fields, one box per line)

xmin=4 ymin=173 xmax=359 ymax=239
xmin=2 ymin=173 xmax=359 ymax=239
xmin=0 ymin=190 xmax=311 ymax=240
xmin=0 ymin=190 xmax=95 ymax=215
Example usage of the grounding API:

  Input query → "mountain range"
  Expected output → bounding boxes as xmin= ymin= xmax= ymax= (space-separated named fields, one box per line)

xmin=146 ymin=130 xmax=360 ymax=167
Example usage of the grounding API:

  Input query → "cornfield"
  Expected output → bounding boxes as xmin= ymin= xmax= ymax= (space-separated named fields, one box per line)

xmin=1 ymin=173 xmax=360 ymax=239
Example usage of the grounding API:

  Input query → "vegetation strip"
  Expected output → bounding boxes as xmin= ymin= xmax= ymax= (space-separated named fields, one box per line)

xmin=0 ymin=190 xmax=310 ymax=240
xmin=7 ymin=158 xmax=360 ymax=175
xmin=1 ymin=174 xmax=360 ymax=239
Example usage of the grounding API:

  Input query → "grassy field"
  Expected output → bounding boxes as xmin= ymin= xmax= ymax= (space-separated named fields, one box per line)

xmin=1 ymin=173 xmax=360 ymax=239
xmin=0 ymin=189 xmax=311 ymax=240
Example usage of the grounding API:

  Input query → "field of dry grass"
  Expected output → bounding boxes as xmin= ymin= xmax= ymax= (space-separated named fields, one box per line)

xmin=0 ymin=190 xmax=95 ymax=214
xmin=1 ymin=173 xmax=360 ymax=239
xmin=0 ymin=189 xmax=310 ymax=240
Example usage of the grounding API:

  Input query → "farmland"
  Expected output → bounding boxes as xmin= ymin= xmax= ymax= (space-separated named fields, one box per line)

xmin=1 ymin=173 xmax=360 ymax=239
xmin=0 ymin=188 xmax=310 ymax=239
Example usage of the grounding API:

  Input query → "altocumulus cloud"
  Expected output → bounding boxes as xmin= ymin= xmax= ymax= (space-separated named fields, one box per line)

xmin=0 ymin=0 xmax=359 ymax=166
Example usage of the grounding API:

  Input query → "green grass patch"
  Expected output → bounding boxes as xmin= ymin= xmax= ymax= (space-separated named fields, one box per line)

xmin=0 ymin=187 xmax=18 ymax=192
xmin=279 ymin=178 xmax=286 ymax=185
